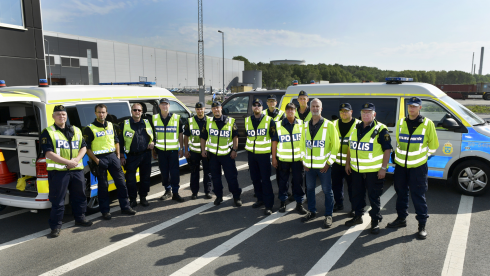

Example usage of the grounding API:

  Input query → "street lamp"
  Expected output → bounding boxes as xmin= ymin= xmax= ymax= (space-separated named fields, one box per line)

xmin=44 ymin=39 xmax=51 ymax=85
xmin=218 ymin=30 xmax=224 ymax=93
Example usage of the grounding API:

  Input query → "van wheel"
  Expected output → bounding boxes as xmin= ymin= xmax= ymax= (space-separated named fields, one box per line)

xmin=451 ymin=161 xmax=490 ymax=196
xmin=87 ymin=196 xmax=100 ymax=212
xmin=0 ymin=205 xmax=6 ymax=212
xmin=484 ymin=93 xmax=490 ymax=100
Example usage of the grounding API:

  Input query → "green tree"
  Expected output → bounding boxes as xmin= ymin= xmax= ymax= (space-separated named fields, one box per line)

xmin=232 ymin=56 xmax=252 ymax=71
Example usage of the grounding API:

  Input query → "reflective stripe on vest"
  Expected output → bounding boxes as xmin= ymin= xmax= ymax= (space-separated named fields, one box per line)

xmin=153 ymin=113 xmax=180 ymax=151
xmin=395 ymin=117 xmax=432 ymax=168
xmin=276 ymin=123 xmax=302 ymax=162
xmin=188 ymin=116 xmax=208 ymax=153
xmin=205 ymin=117 xmax=234 ymax=156
xmin=89 ymin=122 xmax=116 ymax=155
xmin=262 ymin=108 xmax=285 ymax=122
xmin=302 ymin=119 xmax=335 ymax=169
xmin=349 ymin=121 xmax=387 ymax=173
xmin=245 ymin=115 xmax=272 ymax=153
xmin=122 ymin=119 xmax=154 ymax=154
xmin=333 ymin=118 xmax=360 ymax=166
xmin=45 ymin=125 xmax=84 ymax=171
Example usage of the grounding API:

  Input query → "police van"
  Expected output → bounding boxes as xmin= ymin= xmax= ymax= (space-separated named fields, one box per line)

xmin=0 ymin=81 xmax=191 ymax=212
xmin=280 ymin=78 xmax=490 ymax=196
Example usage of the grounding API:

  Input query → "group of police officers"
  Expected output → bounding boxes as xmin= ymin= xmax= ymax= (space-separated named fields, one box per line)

xmin=41 ymin=90 xmax=438 ymax=240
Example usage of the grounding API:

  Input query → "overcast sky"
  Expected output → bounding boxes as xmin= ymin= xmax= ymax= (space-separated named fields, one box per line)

xmin=41 ymin=0 xmax=490 ymax=74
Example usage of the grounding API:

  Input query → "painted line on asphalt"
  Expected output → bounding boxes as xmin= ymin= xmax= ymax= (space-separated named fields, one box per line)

xmin=0 ymin=209 xmax=29 ymax=220
xmin=305 ymin=185 xmax=396 ymax=276
xmin=171 ymin=179 xmax=318 ymax=276
xmin=441 ymin=195 xmax=474 ymax=276
xmin=0 ymin=163 xmax=249 ymax=252
xmin=39 ymin=182 xmax=257 ymax=276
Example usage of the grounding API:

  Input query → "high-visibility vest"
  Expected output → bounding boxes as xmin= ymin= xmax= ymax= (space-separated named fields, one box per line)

xmin=333 ymin=118 xmax=360 ymax=166
xmin=245 ymin=115 xmax=272 ymax=154
xmin=262 ymin=108 xmax=285 ymax=122
xmin=45 ymin=125 xmax=84 ymax=171
xmin=276 ymin=121 xmax=303 ymax=162
xmin=188 ymin=116 xmax=209 ymax=153
xmin=295 ymin=108 xmax=312 ymax=123
xmin=349 ymin=120 xmax=387 ymax=173
xmin=395 ymin=117 xmax=439 ymax=168
xmin=205 ymin=116 xmax=235 ymax=156
xmin=153 ymin=113 xmax=180 ymax=151
xmin=122 ymin=119 xmax=154 ymax=154
xmin=302 ymin=119 xmax=339 ymax=169
xmin=88 ymin=122 xmax=116 ymax=155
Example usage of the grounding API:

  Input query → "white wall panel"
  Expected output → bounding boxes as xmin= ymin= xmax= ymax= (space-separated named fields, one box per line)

xmin=143 ymin=47 xmax=156 ymax=83
xmin=166 ymin=50 xmax=178 ymax=88
xmin=238 ymin=61 xmax=244 ymax=82
xmin=226 ymin=59 xmax=233 ymax=89
xmin=114 ymin=42 xmax=130 ymax=82
xmin=204 ymin=56 xmax=213 ymax=88
xmin=213 ymin=57 xmax=221 ymax=89
xmin=155 ymin=48 xmax=167 ymax=88
xmin=177 ymin=52 xmax=187 ymax=87
xmin=186 ymin=53 xmax=197 ymax=87
xmin=97 ymin=40 xmax=115 ymax=83
xmin=129 ymin=45 xmax=143 ymax=82
xmin=233 ymin=60 xmax=239 ymax=85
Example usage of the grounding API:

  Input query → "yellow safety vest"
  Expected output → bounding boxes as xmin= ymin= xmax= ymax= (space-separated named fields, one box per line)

xmin=153 ymin=113 xmax=180 ymax=151
xmin=333 ymin=118 xmax=361 ymax=166
xmin=262 ymin=108 xmax=285 ymax=122
xmin=45 ymin=125 xmax=84 ymax=171
xmin=349 ymin=121 xmax=387 ymax=173
xmin=302 ymin=119 xmax=340 ymax=169
xmin=205 ymin=117 xmax=235 ymax=156
xmin=276 ymin=120 xmax=303 ymax=162
xmin=295 ymin=108 xmax=312 ymax=123
xmin=88 ymin=122 xmax=116 ymax=155
xmin=122 ymin=119 xmax=154 ymax=154
xmin=245 ymin=115 xmax=272 ymax=154
xmin=188 ymin=116 xmax=209 ymax=153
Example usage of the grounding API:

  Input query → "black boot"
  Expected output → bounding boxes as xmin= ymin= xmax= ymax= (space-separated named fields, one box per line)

xmin=345 ymin=216 xmax=363 ymax=226
xmin=252 ymin=201 xmax=264 ymax=208
xmin=129 ymin=198 xmax=137 ymax=208
xmin=204 ymin=193 xmax=213 ymax=199
xmin=160 ymin=190 xmax=172 ymax=200
xmin=140 ymin=197 xmax=149 ymax=207
xmin=387 ymin=217 xmax=407 ymax=228
xmin=279 ymin=201 xmax=286 ymax=213
xmin=264 ymin=209 xmax=272 ymax=216
xmin=121 ymin=207 xmax=137 ymax=215
xmin=172 ymin=193 xmax=185 ymax=202
xmin=301 ymin=211 xmax=317 ymax=222
xmin=333 ymin=204 xmax=344 ymax=212
xmin=417 ymin=224 xmax=427 ymax=240
xmin=50 ymin=228 xmax=61 ymax=238
xmin=234 ymin=198 xmax=242 ymax=207
xmin=214 ymin=196 xmax=223 ymax=205
xmin=371 ymin=219 xmax=380 ymax=234
xmin=296 ymin=202 xmax=307 ymax=215
xmin=191 ymin=193 xmax=198 ymax=200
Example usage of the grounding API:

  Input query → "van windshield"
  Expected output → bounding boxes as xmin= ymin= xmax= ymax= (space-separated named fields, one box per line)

xmin=440 ymin=96 xmax=485 ymax=126
xmin=76 ymin=102 xmax=131 ymax=127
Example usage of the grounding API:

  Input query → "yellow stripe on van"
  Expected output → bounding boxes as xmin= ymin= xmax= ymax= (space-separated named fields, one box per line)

xmin=49 ymin=99 xmax=80 ymax=103
xmin=399 ymin=97 xmax=405 ymax=118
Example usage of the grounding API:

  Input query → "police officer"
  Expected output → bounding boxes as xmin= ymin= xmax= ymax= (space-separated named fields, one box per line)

xmin=332 ymin=103 xmax=360 ymax=217
xmin=271 ymin=103 xmax=308 ymax=215
xmin=246 ymin=98 xmax=276 ymax=215
xmin=263 ymin=94 xmax=285 ymax=122
xmin=345 ymin=103 xmax=392 ymax=234
xmin=184 ymin=102 xmax=212 ymax=200
xmin=153 ymin=98 xmax=186 ymax=202
xmin=295 ymin=90 xmax=312 ymax=122
xmin=119 ymin=103 xmax=154 ymax=208
xmin=85 ymin=104 xmax=136 ymax=220
xmin=200 ymin=101 xmax=242 ymax=207
xmin=301 ymin=99 xmax=340 ymax=228
xmin=387 ymin=97 xmax=439 ymax=240
xmin=41 ymin=105 xmax=92 ymax=238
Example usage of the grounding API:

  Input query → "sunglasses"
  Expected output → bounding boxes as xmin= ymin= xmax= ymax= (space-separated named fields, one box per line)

xmin=132 ymin=109 xmax=142 ymax=112
xmin=253 ymin=104 xmax=261 ymax=107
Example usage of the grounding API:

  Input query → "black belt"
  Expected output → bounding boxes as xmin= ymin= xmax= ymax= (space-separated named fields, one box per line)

xmin=127 ymin=149 xmax=150 ymax=156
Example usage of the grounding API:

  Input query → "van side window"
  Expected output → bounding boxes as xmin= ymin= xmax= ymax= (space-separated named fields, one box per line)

xmin=223 ymin=96 xmax=249 ymax=114
xmin=76 ymin=102 xmax=130 ymax=127
xmin=169 ymin=101 xmax=190 ymax=120
xmin=418 ymin=100 xmax=448 ymax=127
xmin=256 ymin=94 xmax=284 ymax=109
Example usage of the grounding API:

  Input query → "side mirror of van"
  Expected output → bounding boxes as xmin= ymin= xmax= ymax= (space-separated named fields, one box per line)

xmin=442 ymin=117 xmax=459 ymax=130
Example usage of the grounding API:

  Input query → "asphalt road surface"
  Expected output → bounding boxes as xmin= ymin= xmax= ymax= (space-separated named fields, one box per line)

xmin=0 ymin=150 xmax=489 ymax=276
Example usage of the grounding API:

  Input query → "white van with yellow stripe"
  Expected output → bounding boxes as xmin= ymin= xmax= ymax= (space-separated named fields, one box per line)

xmin=0 ymin=82 xmax=191 ymax=211
xmin=280 ymin=78 xmax=490 ymax=196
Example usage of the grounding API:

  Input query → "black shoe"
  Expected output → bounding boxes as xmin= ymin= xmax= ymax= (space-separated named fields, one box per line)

xmin=75 ymin=220 xmax=93 ymax=227
xmin=130 ymin=198 xmax=137 ymax=208
xmin=214 ymin=196 xmax=223 ymax=205
xmin=234 ymin=198 xmax=242 ymax=207
xmin=387 ymin=217 xmax=407 ymax=228
xmin=279 ymin=201 xmax=286 ymax=213
xmin=417 ymin=224 xmax=427 ymax=240
xmin=140 ymin=197 xmax=149 ymax=207
xmin=323 ymin=216 xmax=333 ymax=228
xmin=296 ymin=203 xmax=307 ymax=215
xmin=349 ymin=210 xmax=355 ymax=217
xmin=252 ymin=201 xmax=264 ymax=208
xmin=333 ymin=204 xmax=344 ymax=212
xmin=287 ymin=192 xmax=294 ymax=202
xmin=371 ymin=220 xmax=380 ymax=234
xmin=121 ymin=208 xmax=137 ymax=215
xmin=160 ymin=190 xmax=172 ymax=200
xmin=301 ymin=211 xmax=317 ymax=222
xmin=50 ymin=228 xmax=60 ymax=238
xmin=102 ymin=213 xmax=112 ymax=220
xmin=172 ymin=194 xmax=185 ymax=202
xmin=264 ymin=209 xmax=272 ymax=216
xmin=191 ymin=194 xmax=198 ymax=200
xmin=345 ymin=216 xmax=363 ymax=226
xmin=204 ymin=193 xmax=213 ymax=199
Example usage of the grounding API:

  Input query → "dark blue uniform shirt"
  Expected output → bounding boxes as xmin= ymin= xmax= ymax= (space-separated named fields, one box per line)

xmin=266 ymin=108 xmax=285 ymax=121
xmin=297 ymin=107 xmax=310 ymax=121
xmin=200 ymin=115 xmax=239 ymax=140
xmin=356 ymin=120 xmax=392 ymax=151
xmin=271 ymin=118 xmax=301 ymax=142
xmin=83 ymin=119 xmax=119 ymax=150
xmin=41 ymin=124 xmax=87 ymax=154
xmin=118 ymin=117 xmax=151 ymax=155
xmin=308 ymin=117 xmax=325 ymax=139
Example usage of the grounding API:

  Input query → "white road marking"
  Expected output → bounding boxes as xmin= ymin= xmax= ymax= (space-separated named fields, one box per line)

xmin=441 ymin=195 xmax=474 ymax=276
xmin=170 ymin=179 xmax=317 ymax=276
xmin=0 ymin=209 xmax=29 ymax=220
xmin=0 ymin=163 xmax=249 ymax=252
xmin=39 ymin=183 xmax=256 ymax=276
xmin=305 ymin=186 xmax=396 ymax=276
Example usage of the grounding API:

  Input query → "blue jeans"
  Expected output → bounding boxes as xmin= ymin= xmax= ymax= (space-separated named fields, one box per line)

xmin=305 ymin=168 xmax=334 ymax=216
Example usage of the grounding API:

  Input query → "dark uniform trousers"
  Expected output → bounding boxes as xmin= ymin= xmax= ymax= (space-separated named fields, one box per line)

xmin=248 ymin=151 xmax=273 ymax=209
xmin=209 ymin=152 xmax=242 ymax=199
xmin=157 ymin=150 xmax=180 ymax=194
xmin=351 ymin=171 xmax=384 ymax=221
xmin=48 ymin=170 xmax=87 ymax=230
xmin=97 ymin=152 xmax=130 ymax=214
xmin=276 ymin=160 xmax=305 ymax=203
xmin=394 ymin=163 xmax=429 ymax=224
xmin=187 ymin=150 xmax=212 ymax=194
xmin=125 ymin=150 xmax=152 ymax=199
xmin=331 ymin=163 xmax=353 ymax=207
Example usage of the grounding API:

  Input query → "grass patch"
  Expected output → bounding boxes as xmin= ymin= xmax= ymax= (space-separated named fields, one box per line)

xmin=465 ymin=105 xmax=490 ymax=114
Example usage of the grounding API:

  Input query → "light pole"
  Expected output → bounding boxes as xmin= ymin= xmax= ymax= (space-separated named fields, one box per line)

xmin=218 ymin=30 xmax=224 ymax=93
xmin=44 ymin=39 xmax=51 ymax=85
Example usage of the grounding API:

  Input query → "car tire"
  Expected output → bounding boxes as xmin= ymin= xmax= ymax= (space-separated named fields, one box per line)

xmin=483 ymin=93 xmax=490 ymax=100
xmin=87 ymin=196 xmax=100 ymax=212
xmin=451 ymin=160 xmax=490 ymax=196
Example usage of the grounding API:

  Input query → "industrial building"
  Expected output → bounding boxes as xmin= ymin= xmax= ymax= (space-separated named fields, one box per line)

xmin=270 ymin=59 xmax=306 ymax=65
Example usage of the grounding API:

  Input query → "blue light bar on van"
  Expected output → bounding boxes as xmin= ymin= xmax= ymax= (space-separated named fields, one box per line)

xmin=99 ymin=82 xmax=156 ymax=85
xmin=385 ymin=77 xmax=413 ymax=82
